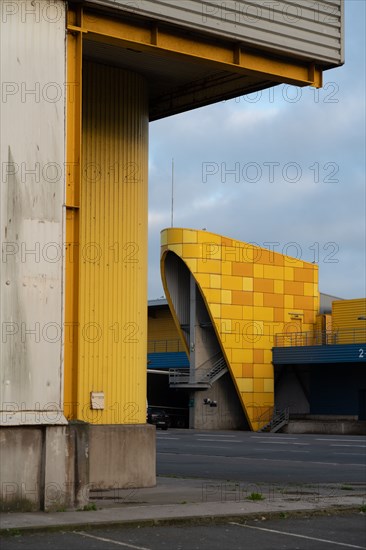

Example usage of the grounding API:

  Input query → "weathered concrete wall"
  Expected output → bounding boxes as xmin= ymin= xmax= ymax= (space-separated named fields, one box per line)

xmin=193 ymin=373 xmax=249 ymax=430
xmin=0 ymin=0 xmax=66 ymax=425
xmin=0 ymin=426 xmax=81 ymax=512
xmin=0 ymin=427 xmax=43 ymax=511
xmin=89 ymin=424 xmax=156 ymax=489
xmin=275 ymin=366 xmax=310 ymax=415
xmin=194 ymin=288 xmax=221 ymax=369
xmin=0 ymin=423 xmax=155 ymax=511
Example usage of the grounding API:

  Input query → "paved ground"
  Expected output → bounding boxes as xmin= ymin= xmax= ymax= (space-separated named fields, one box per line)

xmin=1 ymin=514 xmax=366 ymax=549
xmin=0 ymin=430 xmax=365 ymax=545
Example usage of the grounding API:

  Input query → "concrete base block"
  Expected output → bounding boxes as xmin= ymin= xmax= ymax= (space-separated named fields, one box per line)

xmin=0 ymin=423 xmax=156 ymax=511
xmin=44 ymin=426 xmax=75 ymax=511
xmin=0 ymin=427 xmax=42 ymax=512
xmin=89 ymin=424 xmax=156 ymax=489
xmin=67 ymin=422 xmax=90 ymax=509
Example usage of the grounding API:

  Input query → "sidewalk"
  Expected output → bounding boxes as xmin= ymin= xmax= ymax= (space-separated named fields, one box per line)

xmin=1 ymin=477 xmax=365 ymax=534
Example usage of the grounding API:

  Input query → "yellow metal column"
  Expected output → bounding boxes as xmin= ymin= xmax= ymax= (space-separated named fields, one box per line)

xmin=78 ymin=62 xmax=149 ymax=424
xmin=64 ymin=7 xmax=83 ymax=420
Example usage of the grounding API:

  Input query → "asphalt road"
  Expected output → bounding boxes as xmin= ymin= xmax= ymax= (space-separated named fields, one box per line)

xmin=156 ymin=430 xmax=366 ymax=484
xmin=2 ymin=514 xmax=365 ymax=549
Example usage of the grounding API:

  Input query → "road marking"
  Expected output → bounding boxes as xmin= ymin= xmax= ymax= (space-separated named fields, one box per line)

xmin=256 ymin=441 xmax=310 ymax=446
xmin=194 ymin=434 xmax=236 ymax=437
xmin=333 ymin=452 xmax=366 ymax=456
xmin=252 ymin=448 xmax=290 ymax=452
xmin=192 ymin=445 xmax=241 ymax=450
xmin=331 ymin=444 xmax=366 ymax=448
xmin=254 ymin=441 xmax=289 ymax=445
xmin=251 ymin=436 xmax=298 ymax=440
xmin=253 ymin=448 xmax=310 ymax=454
xmin=157 ymin=451 xmax=364 ymax=468
xmin=196 ymin=439 xmax=242 ymax=443
xmin=315 ymin=437 xmax=362 ymax=443
xmin=229 ymin=523 xmax=366 ymax=549
xmin=156 ymin=436 xmax=180 ymax=440
xmin=75 ymin=531 xmax=151 ymax=550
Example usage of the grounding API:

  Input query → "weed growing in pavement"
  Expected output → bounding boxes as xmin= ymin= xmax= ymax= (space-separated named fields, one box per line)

xmin=77 ymin=503 xmax=97 ymax=512
xmin=247 ymin=492 xmax=265 ymax=501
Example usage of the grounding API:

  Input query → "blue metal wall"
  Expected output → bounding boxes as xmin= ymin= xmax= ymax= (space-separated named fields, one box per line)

xmin=148 ymin=352 xmax=189 ymax=370
xmin=273 ymin=344 xmax=366 ymax=365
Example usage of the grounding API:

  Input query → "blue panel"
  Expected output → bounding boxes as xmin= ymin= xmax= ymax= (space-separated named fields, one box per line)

xmin=148 ymin=352 xmax=189 ymax=369
xmin=273 ymin=343 xmax=366 ymax=365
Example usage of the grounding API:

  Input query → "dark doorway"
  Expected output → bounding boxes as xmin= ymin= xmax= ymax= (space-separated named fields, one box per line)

xmin=359 ymin=389 xmax=366 ymax=420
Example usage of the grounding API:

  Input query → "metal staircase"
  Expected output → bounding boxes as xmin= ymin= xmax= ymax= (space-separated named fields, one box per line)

xmin=198 ymin=354 xmax=228 ymax=385
xmin=169 ymin=352 xmax=228 ymax=389
xmin=257 ymin=407 xmax=290 ymax=433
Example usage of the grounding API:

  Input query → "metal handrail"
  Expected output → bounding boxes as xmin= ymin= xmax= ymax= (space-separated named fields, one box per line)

xmin=198 ymin=351 xmax=222 ymax=369
xmin=269 ymin=407 xmax=289 ymax=431
xmin=168 ymin=368 xmax=190 ymax=385
xmin=274 ymin=327 xmax=366 ymax=348
xmin=254 ymin=405 xmax=274 ymax=423
xmin=256 ymin=406 xmax=290 ymax=432
xmin=169 ymin=353 xmax=227 ymax=386
xmin=196 ymin=355 xmax=227 ymax=384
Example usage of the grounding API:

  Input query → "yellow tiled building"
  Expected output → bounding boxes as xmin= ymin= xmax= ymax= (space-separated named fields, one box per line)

xmin=161 ymin=228 xmax=319 ymax=430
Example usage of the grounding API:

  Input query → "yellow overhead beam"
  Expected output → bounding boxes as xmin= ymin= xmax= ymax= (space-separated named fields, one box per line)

xmin=75 ymin=10 xmax=322 ymax=88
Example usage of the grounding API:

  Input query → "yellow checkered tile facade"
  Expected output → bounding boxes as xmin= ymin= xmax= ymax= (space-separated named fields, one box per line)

xmin=161 ymin=228 xmax=319 ymax=430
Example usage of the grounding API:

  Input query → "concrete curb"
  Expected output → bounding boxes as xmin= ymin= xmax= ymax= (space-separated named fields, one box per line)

xmin=1 ymin=475 xmax=364 ymax=536
xmin=1 ymin=503 xmax=364 ymax=536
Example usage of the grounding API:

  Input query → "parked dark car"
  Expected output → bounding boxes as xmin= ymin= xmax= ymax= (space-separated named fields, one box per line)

xmin=147 ymin=407 xmax=169 ymax=430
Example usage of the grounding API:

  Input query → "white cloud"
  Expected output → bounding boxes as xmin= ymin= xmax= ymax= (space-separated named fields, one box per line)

xmin=147 ymin=0 xmax=366 ymax=301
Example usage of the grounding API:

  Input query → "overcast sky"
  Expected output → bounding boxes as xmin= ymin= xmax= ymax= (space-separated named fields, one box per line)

xmin=147 ymin=0 xmax=365 ymax=301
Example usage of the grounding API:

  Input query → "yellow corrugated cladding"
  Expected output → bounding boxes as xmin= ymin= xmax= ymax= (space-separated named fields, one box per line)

xmin=148 ymin=307 xmax=181 ymax=344
xmin=77 ymin=62 xmax=149 ymax=424
xmin=332 ymin=298 xmax=366 ymax=344
xmin=161 ymin=228 xmax=319 ymax=431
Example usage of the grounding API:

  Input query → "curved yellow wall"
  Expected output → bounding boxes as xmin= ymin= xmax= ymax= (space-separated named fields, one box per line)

xmin=161 ymin=228 xmax=319 ymax=430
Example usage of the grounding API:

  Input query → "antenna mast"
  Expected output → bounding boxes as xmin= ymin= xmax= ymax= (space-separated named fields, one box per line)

xmin=171 ymin=158 xmax=174 ymax=227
